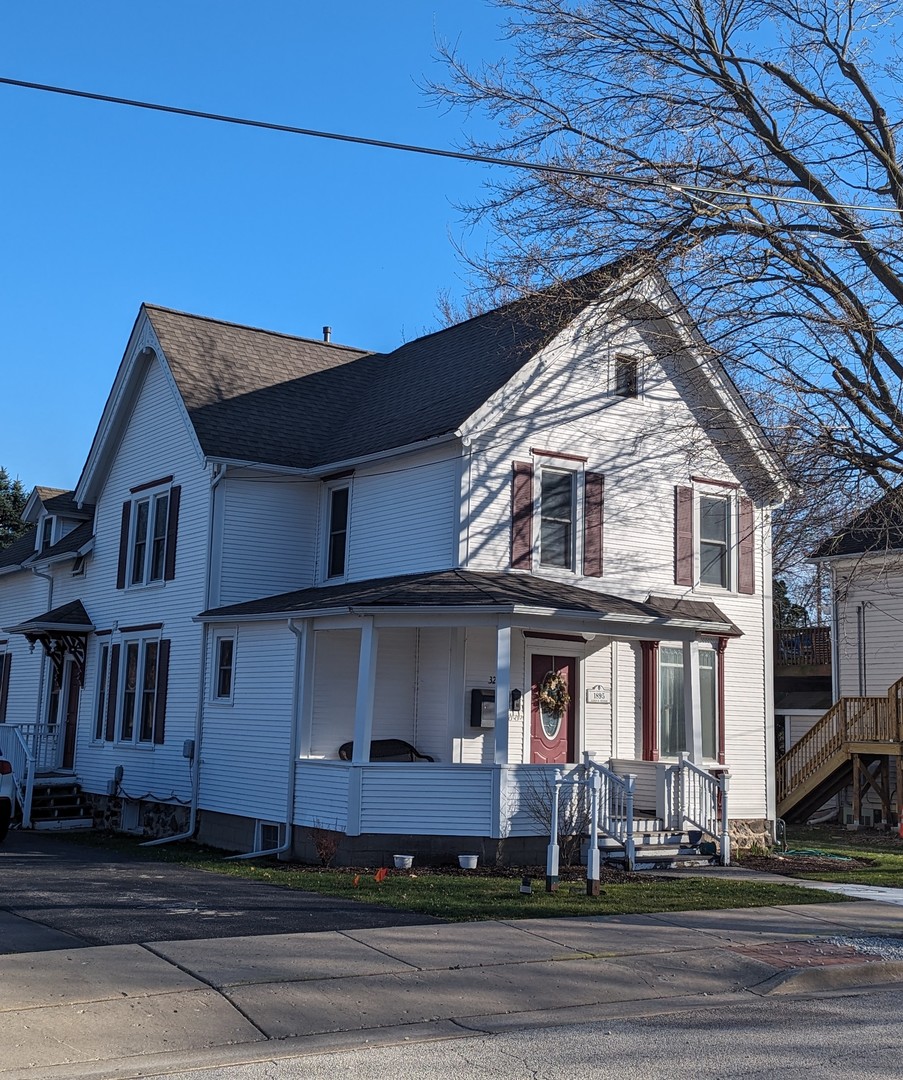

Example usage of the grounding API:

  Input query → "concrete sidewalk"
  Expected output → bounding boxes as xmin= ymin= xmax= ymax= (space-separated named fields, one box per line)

xmin=2 ymin=899 xmax=903 ymax=1080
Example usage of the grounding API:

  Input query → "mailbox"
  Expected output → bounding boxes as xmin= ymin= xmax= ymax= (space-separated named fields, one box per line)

xmin=470 ymin=688 xmax=496 ymax=728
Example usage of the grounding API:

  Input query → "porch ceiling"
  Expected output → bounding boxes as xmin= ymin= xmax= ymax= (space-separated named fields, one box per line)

xmin=198 ymin=569 xmax=741 ymax=637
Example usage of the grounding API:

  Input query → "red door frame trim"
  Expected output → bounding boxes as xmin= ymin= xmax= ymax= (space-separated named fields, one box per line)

xmin=641 ymin=640 xmax=660 ymax=761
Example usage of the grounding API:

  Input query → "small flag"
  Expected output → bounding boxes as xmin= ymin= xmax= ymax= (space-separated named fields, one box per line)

xmin=352 ymin=874 xmax=361 ymax=887
xmin=374 ymin=867 xmax=389 ymax=883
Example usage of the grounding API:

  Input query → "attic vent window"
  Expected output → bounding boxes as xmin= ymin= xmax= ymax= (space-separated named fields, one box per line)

xmin=614 ymin=356 xmax=640 ymax=399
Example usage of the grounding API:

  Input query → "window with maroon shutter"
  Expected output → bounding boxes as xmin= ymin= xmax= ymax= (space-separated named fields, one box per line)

xmin=0 ymin=653 xmax=11 ymax=723
xmin=511 ymin=461 xmax=534 ymax=570
xmin=153 ymin=639 xmax=170 ymax=745
xmin=674 ymin=486 xmax=695 ymax=586
xmin=117 ymin=482 xmax=180 ymax=587
xmin=583 ymin=472 xmax=604 ymax=577
xmin=106 ymin=643 xmax=120 ymax=741
xmin=737 ymin=496 xmax=755 ymax=594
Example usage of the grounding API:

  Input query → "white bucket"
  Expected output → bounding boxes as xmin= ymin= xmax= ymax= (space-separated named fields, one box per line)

xmin=458 ymin=854 xmax=479 ymax=869
xmin=393 ymin=855 xmax=414 ymax=870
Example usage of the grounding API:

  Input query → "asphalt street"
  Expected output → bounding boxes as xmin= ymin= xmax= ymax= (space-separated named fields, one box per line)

xmin=0 ymin=829 xmax=438 ymax=948
xmin=145 ymin=988 xmax=903 ymax=1080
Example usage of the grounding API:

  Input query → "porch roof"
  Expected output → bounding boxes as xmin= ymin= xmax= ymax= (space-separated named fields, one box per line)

xmin=3 ymin=599 xmax=95 ymax=635
xmin=198 ymin=569 xmax=741 ymax=636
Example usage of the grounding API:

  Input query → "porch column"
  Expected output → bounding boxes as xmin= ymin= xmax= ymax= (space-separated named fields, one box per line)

xmin=682 ymin=639 xmax=703 ymax=763
xmin=351 ymin=617 xmax=378 ymax=764
xmin=494 ymin=623 xmax=511 ymax=765
xmin=641 ymin=641 xmax=659 ymax=761
xmin=716 ymin=637 xmax=728 ymax=765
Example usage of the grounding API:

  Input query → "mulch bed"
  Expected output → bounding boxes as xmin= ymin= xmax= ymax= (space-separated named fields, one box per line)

xmin=738 ymin=854 xmax=873 ymax=875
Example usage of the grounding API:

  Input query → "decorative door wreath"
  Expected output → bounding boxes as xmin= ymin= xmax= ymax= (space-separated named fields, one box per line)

xmin=538 ymin=671 xmax=571 ymax=717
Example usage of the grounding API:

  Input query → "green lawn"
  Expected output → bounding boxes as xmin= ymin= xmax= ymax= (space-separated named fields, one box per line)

xmin=58 ymin=832 xmax=840 ymax=921
xmin=780 ymin=826 xmax=903 ymax=889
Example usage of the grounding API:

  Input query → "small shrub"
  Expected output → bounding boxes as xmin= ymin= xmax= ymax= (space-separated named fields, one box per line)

xmin=307 ymin=820 xmax=342 ymax=866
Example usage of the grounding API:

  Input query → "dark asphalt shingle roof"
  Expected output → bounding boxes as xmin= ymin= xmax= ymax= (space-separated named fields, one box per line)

xmin=38 ymin=520 xmax=94 ymax=560
xmin=5 ymin=599 xmax=93 ymax=632
xmin=811 ymin=487 xmax=903 ymax=558
xmin=0 ymin=526 xmax=38 ymax=570
xmin=147 ymin=271 xmax=611 ymax=470
xmin=199 ymin=569 xmax=740 ymax=636
xmin=39 ymin=490 xmax=92 ymax=519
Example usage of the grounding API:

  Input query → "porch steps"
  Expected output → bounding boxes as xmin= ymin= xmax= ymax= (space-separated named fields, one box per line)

xmin=29 ymin=781 xmax=94 ymax=831
xmin=597 ymin=830 xmax=719 ymax=869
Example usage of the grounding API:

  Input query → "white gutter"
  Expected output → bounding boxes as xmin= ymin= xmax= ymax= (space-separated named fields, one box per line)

xmin=142 ymin=463 xmax=225 ymax=847
xmin=29 ymin=568 xmax=53 ymax=728
xmin=227 ymin=617 xmax=306 ymax=861
xmin=205 ymin=431 xmax=458 ymax=480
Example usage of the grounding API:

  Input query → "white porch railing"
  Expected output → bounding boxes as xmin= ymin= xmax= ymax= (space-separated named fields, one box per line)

xmin=584 ymin=753 xmax=637 ymax=868
xmin=0 ymin=725 xmax=40 ymax=828
xmin=674 ymin=753 xmax=731 ymax=865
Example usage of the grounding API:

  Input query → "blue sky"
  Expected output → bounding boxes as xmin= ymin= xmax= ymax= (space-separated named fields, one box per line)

xmin=0 ymin=2 xmax=508 ymax=491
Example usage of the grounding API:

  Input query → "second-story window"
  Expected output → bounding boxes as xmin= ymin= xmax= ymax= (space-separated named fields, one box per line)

xmin=40 ymin=516 xmax=54 ymax=553
xmin=539 ymin=469 xmax=576 ymax=570
xmin=326 ymin=486 xmax=350 ymax=579
xmin=116 ymin=481 xmax=181 ymax=590
xmin=699 ymin=495 xmax=730 ymax=587
xmin=614 ymin=355 xmax=640 ymax=398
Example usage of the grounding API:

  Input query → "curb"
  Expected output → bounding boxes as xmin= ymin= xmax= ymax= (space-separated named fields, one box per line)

xmin=752 ymin=959 xmax=903 ymax=996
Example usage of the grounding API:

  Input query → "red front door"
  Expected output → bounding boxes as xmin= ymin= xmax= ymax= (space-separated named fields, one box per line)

xmin=530 ymin=654 xmax=577 ymax=764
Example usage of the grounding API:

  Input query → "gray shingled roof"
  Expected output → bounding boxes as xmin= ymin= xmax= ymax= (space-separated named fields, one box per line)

xmin=5 ymin=599 xmax=94 ymax=633
xmin=147 ymin=271 xmax=610 ymax=470
xmin=0 ymin=526 xmax=38 ymax=571
xmin=811 ymin=487 xmax=903 ymax=559
xmin=40 ymin=490 xmax=92 ymax=519
xmin=37 ymin=519 xmax=94 ymax=561
xmin=199 ymin=568 xmax=740 ymax=636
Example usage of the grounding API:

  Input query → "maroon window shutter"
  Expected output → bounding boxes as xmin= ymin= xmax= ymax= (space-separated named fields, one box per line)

xmin=510 ymin=461 xmax=534 ymax=570
xmin=737 ymin=496 xmax=755 ymax=594
xmin=106 ymin=644 xmax=120 ymax=741
xmin=674 ymin=486 xmax=695 ymax=586
xmin=583 ymin=472 xmax=604 ymax=577
xmin=0 ymin=654 xmax=11 ymax=723
xmin=163 ymin=485 xmax=181 ymax=581
xmin=153 ymin=639 xmax=170 ymax=745
xmin=116 ymin=502 xmax=131 ymax=589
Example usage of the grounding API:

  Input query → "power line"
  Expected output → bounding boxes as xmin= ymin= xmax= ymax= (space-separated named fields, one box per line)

xmin=3 ymin=74 xmax=903 ymax=219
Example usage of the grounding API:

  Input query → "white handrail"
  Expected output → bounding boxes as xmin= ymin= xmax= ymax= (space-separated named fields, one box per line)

xmin=676 ymin=753 xmax=731 ymax=865
xmin=584 ymin=753 xmax=636 ymax=870
xmin=0 ymin=725 xmax=35 ymax=827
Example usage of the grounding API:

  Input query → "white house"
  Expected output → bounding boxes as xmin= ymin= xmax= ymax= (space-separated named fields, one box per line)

xmin=0 ymin=269 xmax=789 ymax=863
xmin=776 ymin=494 xmax=903 ymax=827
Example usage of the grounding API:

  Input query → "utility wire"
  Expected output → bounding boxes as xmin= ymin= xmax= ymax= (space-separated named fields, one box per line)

xmin=3 ymin=75 xmax=903 ymax=218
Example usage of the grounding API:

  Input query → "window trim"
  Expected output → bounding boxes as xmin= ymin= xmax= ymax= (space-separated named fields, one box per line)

xmin=533 ymin=460 xmax=584 ymax=575
xmin=322 ymin=480 xmax=351 ymax=582
xmin=211 ymin=631 xmax=237 ymax=704
xmin=39 ymin=515 xmax=55 ymax=553
xmin=613 ymin=354 xmax=641 ymax=399
xmin=655 ymin=641 xmax=720 ymax=762
xmin=113 ymin=633 xmax=165 ymax=746
xmin=698 ymin=492 xmax=732 ymax=590
xmin=128 ymin=488 xmax=171 ymax=587
xmin=93 ymin=641 xmax=111 ymax=742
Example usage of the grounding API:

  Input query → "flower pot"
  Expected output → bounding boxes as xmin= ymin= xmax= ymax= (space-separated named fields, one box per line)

xmin=393 ymin=855 xmax=414 ymax=870
xmin=687 ymin=830 xmax=703 ymax=847
xmin=458 ymin=854 xmax=479 ymax=869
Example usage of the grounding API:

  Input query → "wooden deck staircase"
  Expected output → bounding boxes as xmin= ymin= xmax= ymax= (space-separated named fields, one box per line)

xmin=777 ymin=676 xmax=903 ymax=823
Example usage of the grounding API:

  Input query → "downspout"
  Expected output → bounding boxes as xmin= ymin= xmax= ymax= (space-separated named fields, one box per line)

xmin=228 ymin=616 xmax=304 ymax=860
xmin=142 ymin=463 xmax=225 ymax=847
xmin=30 ymin=567 xmax=53 ymax=726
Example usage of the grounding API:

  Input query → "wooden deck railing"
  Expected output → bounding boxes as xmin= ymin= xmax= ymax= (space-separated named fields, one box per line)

xmin=776 ymin=675 xmax=903 ymax=806
xmin=774 ymin=626 xmax=831 ymax=666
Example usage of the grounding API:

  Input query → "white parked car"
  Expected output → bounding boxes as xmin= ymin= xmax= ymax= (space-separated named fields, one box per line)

xmin=0 ymin=754 xmax=14 ymax=842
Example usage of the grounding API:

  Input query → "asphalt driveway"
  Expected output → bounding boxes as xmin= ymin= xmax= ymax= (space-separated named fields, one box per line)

xmin=0 ymin=829 xmax=438 ymax=953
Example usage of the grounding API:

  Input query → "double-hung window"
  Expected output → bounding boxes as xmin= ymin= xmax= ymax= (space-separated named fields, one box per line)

xmin=131 ymin=492 xmax=170 ymax=585
xmin=214 ymin=636 xmax=235 ymax=702
xmin=116 ymin=481 xmax=181 ymax=590
xmin=699 ymin=495 xmax=730 ymax=587
xmin=120 ymin=639 xmax=159 ymax=743
xmin=539 ymin=469 xmax=576 ymax=569
xmin=325 ymin=485 xmax=350 ymax=579
xmin=659 ymin=645 xmax=718 ymax=759
xmin=95 ymin=636 xmax=170 ymax=745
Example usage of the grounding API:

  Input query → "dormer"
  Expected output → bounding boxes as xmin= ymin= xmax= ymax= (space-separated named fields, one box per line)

xmin=21 ymin=487 xmax=94 ymax=562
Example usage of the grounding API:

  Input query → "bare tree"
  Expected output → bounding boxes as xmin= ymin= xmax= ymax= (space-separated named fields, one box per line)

xmin=431 ymin=1 xmax=903 ymax=491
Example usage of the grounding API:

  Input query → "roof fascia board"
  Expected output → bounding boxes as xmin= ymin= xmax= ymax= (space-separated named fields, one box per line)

xmin=205 ymin=432 xmax=460 ymax=479
xmin=811 ymin=548 xmax=903 ymax=565
xmin=76 ymin=308 xmax=205 ymax=504
xmin=21 ymin=489 xmax=48 ymax=523
xmin=29 ymin=538 xmax=95 ymax=569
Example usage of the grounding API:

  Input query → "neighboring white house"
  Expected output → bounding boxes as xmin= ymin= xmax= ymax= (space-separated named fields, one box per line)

xmin=0 ymin=268 xmax=790 ymax=862
xmin=776 ymin=494 xmax=903 ymax=828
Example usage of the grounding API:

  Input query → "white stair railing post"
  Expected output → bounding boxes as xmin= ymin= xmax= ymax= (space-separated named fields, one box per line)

xmin=624 ymin=774 xmax=636 ymax=871
xmin=718 ymin=771 xmax=731 ymax=866
xmin=586 ymin=770 xmax=601 ymax=896
xmin=545 ymin=780 xmax=561 ymax=892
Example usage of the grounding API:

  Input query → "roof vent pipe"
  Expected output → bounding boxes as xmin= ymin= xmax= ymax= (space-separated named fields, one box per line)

xmin=323 ymin=325 xmax=332 ymax=343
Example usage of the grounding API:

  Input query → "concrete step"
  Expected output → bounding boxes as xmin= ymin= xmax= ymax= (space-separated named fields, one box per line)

xmin=32 ymin=818 xmax=94 ymax=831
